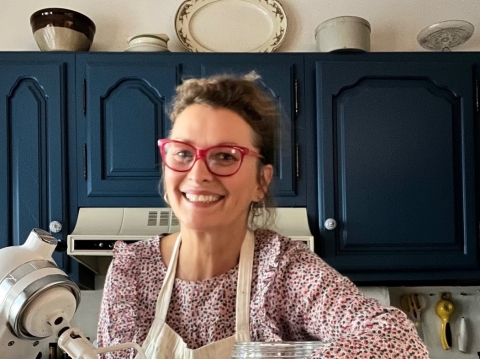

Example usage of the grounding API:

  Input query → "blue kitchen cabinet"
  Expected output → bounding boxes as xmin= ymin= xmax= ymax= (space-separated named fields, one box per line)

xmin=75 ymin=53 xmax=307 ymax=208
xmin=310 ymin=55 xmax=478 ymax=281
xmin=75 ymin=53 xmax=182 ymax=208
xmin=0 ymin=53 xmax=93 ymax=288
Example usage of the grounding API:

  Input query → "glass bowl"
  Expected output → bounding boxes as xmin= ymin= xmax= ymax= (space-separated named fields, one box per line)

xmin=232 ymin=341 xmax=326 ymax=359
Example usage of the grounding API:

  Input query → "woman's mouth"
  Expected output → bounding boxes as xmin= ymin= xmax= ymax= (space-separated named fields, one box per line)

xmin=184 ymin=193 xmax=223 ymax=203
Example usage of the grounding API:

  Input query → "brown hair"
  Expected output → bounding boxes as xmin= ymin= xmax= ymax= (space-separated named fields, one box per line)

xmin=166 ymin=72 xmax=279 ymax=228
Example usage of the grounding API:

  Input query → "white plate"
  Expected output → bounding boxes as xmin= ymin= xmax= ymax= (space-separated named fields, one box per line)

xmin=175 ymin=0 xmax=287 ymax=52
xmin=417 ymin=20 xmax=474 ymax=51
xmin=124 ymin=44 xmax=169 ymax=52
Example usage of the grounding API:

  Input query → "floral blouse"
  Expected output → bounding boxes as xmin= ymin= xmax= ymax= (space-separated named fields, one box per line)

xmin=97 ymin=229 xmax=429 ymax=359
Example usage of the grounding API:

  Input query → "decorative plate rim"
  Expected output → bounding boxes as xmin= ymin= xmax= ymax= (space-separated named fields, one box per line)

xmin=417 ymin=20 xmax=474 ymax=50
xmin=174 ymin=0 xmax=288 ymax=52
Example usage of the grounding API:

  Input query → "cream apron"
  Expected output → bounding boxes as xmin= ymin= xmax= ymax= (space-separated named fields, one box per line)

xmin=136 ymin=230 xmax=254 ymax=359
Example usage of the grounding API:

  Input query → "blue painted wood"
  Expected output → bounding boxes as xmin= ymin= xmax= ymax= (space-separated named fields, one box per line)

xmin=76 ymin=54 xmax=182 ymax=207
xmin=0 ymin=53 xmax=93 ymax=288
xmin=314 ymin=59 xmax=477 ymax=273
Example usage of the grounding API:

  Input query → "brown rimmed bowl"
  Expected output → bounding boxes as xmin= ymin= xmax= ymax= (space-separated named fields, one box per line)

xmin=30 ymin=8 xmax=96 ymax=51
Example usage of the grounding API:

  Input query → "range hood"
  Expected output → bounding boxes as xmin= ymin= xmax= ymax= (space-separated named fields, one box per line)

xmin=67 ymin=207 xmax=314 ymax=274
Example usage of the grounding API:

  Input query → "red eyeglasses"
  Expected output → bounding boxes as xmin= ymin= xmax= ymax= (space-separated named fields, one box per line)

xmin=158 ymin=139 xmax=263 ymax=177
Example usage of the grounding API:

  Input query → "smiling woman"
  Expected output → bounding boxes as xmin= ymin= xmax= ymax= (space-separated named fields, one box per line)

xmin=97 ymin=73 xmax=430 ymax=359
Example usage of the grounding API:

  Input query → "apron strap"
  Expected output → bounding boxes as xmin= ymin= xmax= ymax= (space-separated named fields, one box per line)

xmin=235 ymin=230 xmax=254 ymax=342
xmin=155 ymin=233 xmax=182 ymax=320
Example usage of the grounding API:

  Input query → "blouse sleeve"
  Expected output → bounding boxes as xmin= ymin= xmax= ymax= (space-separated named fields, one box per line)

xmin=270 ymin=243 xmax=430 ymax=359
xmin=97 ymin=241 xmax=141 ymax=359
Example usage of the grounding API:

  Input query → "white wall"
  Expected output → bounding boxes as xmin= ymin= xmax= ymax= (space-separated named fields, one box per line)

xmin=1 ymin=0 xmax=480 ymax=52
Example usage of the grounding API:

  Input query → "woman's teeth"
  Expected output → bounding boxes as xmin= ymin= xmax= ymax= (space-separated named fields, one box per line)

xmin=185 ymin=193 xmax=221 ymax=203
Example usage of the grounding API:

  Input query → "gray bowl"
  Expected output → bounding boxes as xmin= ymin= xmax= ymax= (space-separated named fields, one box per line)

xmin=30 ymin=8 xmax=96 ymax=51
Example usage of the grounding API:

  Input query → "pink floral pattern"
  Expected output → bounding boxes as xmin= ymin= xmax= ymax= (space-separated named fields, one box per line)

xmin=97 ymin=229 xmax=429 ymax=359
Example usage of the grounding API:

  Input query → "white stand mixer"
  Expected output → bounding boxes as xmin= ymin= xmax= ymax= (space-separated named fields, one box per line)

xmin=0 ymin=228 xmax=146 ymax=359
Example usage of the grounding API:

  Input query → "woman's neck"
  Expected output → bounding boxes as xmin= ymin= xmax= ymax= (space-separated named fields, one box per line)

xmin=173 ymin=224 xmax=249 ymax=281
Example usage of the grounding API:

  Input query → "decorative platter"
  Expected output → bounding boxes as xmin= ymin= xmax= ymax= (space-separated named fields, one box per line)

xmin=175 ymin=0 xmax=287 ymax=52
xmin=417 ymin=20 xmax=474 ymax=51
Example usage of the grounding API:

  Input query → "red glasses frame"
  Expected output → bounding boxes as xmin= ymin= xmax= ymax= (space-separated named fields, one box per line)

xmin=158 ymin=139 xmax=263 ymax=176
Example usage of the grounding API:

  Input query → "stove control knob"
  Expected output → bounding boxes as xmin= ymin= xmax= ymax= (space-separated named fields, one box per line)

xmin=324 ymin=218 xmax=337 ymax=230
xmin=49 ymin=221 xmax=63 ymax=233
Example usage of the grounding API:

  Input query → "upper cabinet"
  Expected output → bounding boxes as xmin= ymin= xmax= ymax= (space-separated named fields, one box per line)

xmin=0 ymin=53 xmax=92 ymax=286
xmin=75 ymin=53 xmax=306 ymax=208
xmin=75 ymin=54 xmax=181 ymax=208
xmin=311 ymin=56 xmax=478 ymax=280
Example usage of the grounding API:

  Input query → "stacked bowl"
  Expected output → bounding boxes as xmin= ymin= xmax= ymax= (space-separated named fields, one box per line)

xmin=125 ymin=34 xmax=170 ymax=52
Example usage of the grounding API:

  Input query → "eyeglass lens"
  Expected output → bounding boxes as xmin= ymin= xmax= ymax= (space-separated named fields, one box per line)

xmin=163 ymin=141 xmax=244 ymax=176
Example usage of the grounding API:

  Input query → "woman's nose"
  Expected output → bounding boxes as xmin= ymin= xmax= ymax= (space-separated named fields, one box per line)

xmin=188 ymin=157 xmax=214 ymax=181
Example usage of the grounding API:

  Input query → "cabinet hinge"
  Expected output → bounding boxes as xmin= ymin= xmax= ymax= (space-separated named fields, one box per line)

xmin=294 ymin=79 xmax=299 ymax=117
xmin=296 ymin=143 xmax=299 ymax=179
xmin=83 ymin=79 xmax=87 ymax=115
xmin=83 ymin=144 xmax=88 ymax=180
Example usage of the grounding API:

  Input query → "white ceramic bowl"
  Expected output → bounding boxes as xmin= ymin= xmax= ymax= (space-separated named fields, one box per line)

xmin=125 ymin=43 xmax=169 ymax=52
xmin=315 ymin=16 xmax=370 ymax=52
xmin=127 ymin=34 xmax=169 ymax=48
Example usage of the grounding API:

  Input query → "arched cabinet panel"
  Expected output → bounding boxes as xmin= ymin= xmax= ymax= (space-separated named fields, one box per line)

xmin=315 ymin=60 xmax=477 ymax=274
xmin=76 ymin=55 xmax=181 ymax=207
xmin=0 ymin=54 xmax=89 ymax=286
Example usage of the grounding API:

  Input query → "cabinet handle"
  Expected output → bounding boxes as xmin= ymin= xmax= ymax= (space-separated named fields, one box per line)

xmin=294 ymin=79 xmax=299 ymax=116
xmin=83 ymin=144 xmax=88 ymax=180
xmin=324 ymin=218 xmax=337 ymax=230
xmin=296 ymin=144 xmax=299 ymax=179
xmin=83 ymin=79 xmax=87 ymax=115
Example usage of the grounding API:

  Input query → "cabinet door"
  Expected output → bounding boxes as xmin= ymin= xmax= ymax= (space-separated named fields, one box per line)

xmin=76 ymin=54 xmax=182 ymax=207
xmin=316 ymin=61 xmax=477 ymax=272
xmin=191 ymin=54 xmax=305 ymax=207
xmin=0 ymin=54 xmax=74 ymax=270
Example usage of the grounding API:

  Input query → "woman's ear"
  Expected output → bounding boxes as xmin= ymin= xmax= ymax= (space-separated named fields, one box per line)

xmin=257 ymin=164 xmax=273 ymax=200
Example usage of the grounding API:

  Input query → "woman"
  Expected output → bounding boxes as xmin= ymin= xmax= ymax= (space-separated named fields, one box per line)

xmin=97 ymin=73 xmax=429 ymax=359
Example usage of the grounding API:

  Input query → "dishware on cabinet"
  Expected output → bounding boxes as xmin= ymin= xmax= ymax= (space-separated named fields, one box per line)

xmin=174 ymin=0 xmax=287 ymax=52
xmin=435 ymin=292 xmax=455 ymax=350
xmin=127 ymin=34 xmax=169 ymax=47
xmin=315 ymin=16 xmax=371 ymax=52
xmin=30 ymin=7 xmax=96 ymax=51
xmin=417 ymin=20 xmax=474 ymax=51
xmin=125 ymin=33 xmax=170 ymax=52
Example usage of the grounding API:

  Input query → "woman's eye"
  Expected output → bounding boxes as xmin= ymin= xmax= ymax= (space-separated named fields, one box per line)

xmin=174 ymin=150 xmax=194 ymax=161
xmin=211 ymin=151 xmax=238 ymax=164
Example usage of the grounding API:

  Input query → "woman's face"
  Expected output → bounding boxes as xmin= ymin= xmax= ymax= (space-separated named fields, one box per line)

xmin=164 ymin=104 xmax=272 ymax=232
